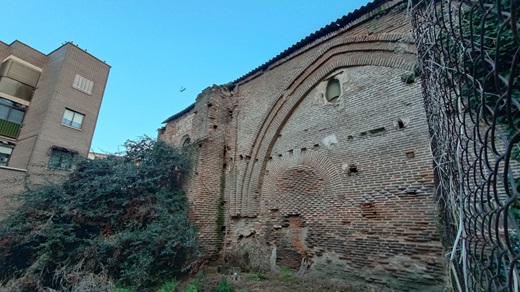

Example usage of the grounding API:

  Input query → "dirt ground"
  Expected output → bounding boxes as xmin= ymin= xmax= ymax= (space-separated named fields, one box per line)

xmin=176 ymin=266 xmax=388 ymax=292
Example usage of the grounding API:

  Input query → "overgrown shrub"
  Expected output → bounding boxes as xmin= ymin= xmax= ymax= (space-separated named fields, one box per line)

xmin=0 ymin=137 xmax=201 ymax=291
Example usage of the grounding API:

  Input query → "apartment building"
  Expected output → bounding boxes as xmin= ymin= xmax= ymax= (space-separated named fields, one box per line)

xmin=0 ymin=40 xmax=110 ymax=215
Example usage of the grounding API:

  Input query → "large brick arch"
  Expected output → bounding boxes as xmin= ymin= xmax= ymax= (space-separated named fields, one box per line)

xmin=235 ymin=34 xmax=417 ymax=216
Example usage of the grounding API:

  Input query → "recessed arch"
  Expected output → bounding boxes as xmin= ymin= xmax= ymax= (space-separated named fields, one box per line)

xmin=233 ymin=33 xmax=418 ymax=217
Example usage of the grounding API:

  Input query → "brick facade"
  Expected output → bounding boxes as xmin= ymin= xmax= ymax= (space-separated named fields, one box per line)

xmin=159 ymin=1 xmax=445 ymax=290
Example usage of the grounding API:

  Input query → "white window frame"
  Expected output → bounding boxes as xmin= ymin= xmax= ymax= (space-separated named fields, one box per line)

xmin=61 ymin=109 xmax=85 ymax=129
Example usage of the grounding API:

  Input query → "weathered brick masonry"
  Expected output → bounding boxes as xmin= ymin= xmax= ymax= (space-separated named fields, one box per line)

xmin=159 ymin=1 xmax=445 ymax=290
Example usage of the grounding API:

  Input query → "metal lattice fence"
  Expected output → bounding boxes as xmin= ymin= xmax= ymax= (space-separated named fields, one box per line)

xmin=409 ymin=0 xmax=520 ymax=291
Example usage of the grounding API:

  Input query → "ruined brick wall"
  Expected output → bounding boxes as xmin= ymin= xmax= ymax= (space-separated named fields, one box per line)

xmin=159 ymin=86 xmax=232 ymax=255
xmin=161 ymin=1 xmax=445 ymax=290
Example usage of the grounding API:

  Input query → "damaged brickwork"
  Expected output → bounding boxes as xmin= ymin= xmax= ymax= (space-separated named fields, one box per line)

xmin=159 ymin=1 xmax=445 ymax=290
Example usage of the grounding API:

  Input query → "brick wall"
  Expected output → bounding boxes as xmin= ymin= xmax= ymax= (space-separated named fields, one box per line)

xmin=0 ymin=167 xmax=27 ymax=219
xmin=161 ymin=2 xmax=445 ymax=290
xmin=159 ymin=86 xmax=232 ymax=255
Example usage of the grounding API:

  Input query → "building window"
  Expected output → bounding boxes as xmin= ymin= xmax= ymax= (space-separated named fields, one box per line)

xmin=0 ymin=98 xmax=25 ymax=138
xmin=0 ymin=144 xmax=13 ymax=167
xmin=0 ymin=98 xmax=25 ymax=124
xmin=62 ymin=109 xmax=84 ymax=129
xmin=326 ymin=79 xmax=341 ymax=102
xmin=181 ymin=135 xmax=191 ymax=148
xmin=72 ymin=74 xmax=94 ymax=95
xmin=48 ymin=148 xmax=76 ymax=170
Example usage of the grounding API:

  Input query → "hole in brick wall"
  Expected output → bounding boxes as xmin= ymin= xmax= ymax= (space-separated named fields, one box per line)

xmin=239 ymin=155 xmax=244 ymax=160
xmin=213 ymin=125 xmax=218 ymax=129
xmin=398 ymin=120 xmax=405 ymax=128
xmin=314 ymin=144 xmax=320 ymax=148
xmin=255 ymin=158 xmax=259 ymax=162
xmin=361 ymin=202 xmax=377 ymax=218
xmin=245 ymin=155 xmax=251 ymax=160
xmin=199 ymin=144 xmax=203 ymax=148
xmin=278 ymin=154 xmax=282 ymax=157
xmin=194 ymin=111 xmax=198 ymax=114
xmin=348 ymin=164 xmax=358 ymax=176
xmin=227 ymin=145 xmax=231 ymax=150
xmin=406 ymin=150 xmax=415 ymax=158
xmin=347 ymin=135 xmax=353 ymax=139
xmin=221 ymin=226 xmax=226 ymax=231
xmin=195 ymin=172 xmax=199 ymax=175
xmin=301 ymin=147 xmax=307 ymax=152
xmin=279 ymin=134 xmax=282 ymax=137
xmin=269 ymin=156 xmax=273 ymax=161
xmin=207 ymin=103 xmax=213 ymax=107
xmin=223 ymin=163 xmax=227 ymax=169
xmin=368 ymin=127 xmax=386 ymax=134
xmin=286 ymin=214 xmax=303 ymax=228
xmin=360 ymin=131 xmax=367 ymax=136
xmin=288 ymin=149 xmax=293 ymax=155
xmin=220 ymin=200 xmax=226 ymax=206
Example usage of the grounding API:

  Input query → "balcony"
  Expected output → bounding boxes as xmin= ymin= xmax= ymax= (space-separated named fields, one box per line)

xmin=0 ymin=119 xmax=21 ymax=138
xmin=0 ymin=77 xmax=34 ymax=103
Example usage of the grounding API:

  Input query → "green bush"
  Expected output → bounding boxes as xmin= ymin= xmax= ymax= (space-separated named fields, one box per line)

xmin=185 ymin=279 xmax=201 ymax=292
xmin=157 ymin=279 xmax=179 ymax=292
xmin=0 ymin=137 xmax=200 ymax=291
xmin=217 ymin=277 xmax=232 ymax=292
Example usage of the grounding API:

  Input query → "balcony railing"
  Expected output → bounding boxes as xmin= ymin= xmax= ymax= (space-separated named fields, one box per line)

xmin=0 ymin=119 xmax=21 ymax=138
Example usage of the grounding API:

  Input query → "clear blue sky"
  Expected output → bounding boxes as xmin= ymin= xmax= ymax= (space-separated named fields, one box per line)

xmin=2 ymin=0 xmax=371 ymax=153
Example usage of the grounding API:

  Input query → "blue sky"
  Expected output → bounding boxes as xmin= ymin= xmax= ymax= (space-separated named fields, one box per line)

xmin=2 ymin=0 xmax=371 ymax=153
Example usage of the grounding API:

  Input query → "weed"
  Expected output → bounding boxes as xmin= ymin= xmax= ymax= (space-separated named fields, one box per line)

xmin=217 ymin=276 xmax=233 ymax=292
xmin=246 ymin=273 xmax=267 ymax=281
xmin=280 ymin=267 xmax=295 ymax=282
xmin=186 ymin=279 xmax=201 ymax=292
xmin=157 ymin=279 xmax=179 ymax=292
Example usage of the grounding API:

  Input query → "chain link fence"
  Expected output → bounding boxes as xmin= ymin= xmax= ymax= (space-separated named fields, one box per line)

xmin=409 ymin=0 xmax=520 ymax=290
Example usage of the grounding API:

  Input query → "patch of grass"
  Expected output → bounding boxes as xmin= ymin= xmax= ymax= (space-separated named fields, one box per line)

xmin=279 ymin=267 xmax=295 ymax=282
xmin=217 ymin=277 xmax=233 ymax=292
xmin=245 ymin=273 xmax=268 ymax=281
xmin=157 ymin=280 xmax=179 ymax=292
xmin=186 ymin=279 xmax=201 ymax=292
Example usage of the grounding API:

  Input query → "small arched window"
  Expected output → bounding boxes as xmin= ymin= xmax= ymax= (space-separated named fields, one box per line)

xmin=181 ymin=136 xmax=191 ymax=148
xmin=326 ymin=79 xmax=341 ymax=102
